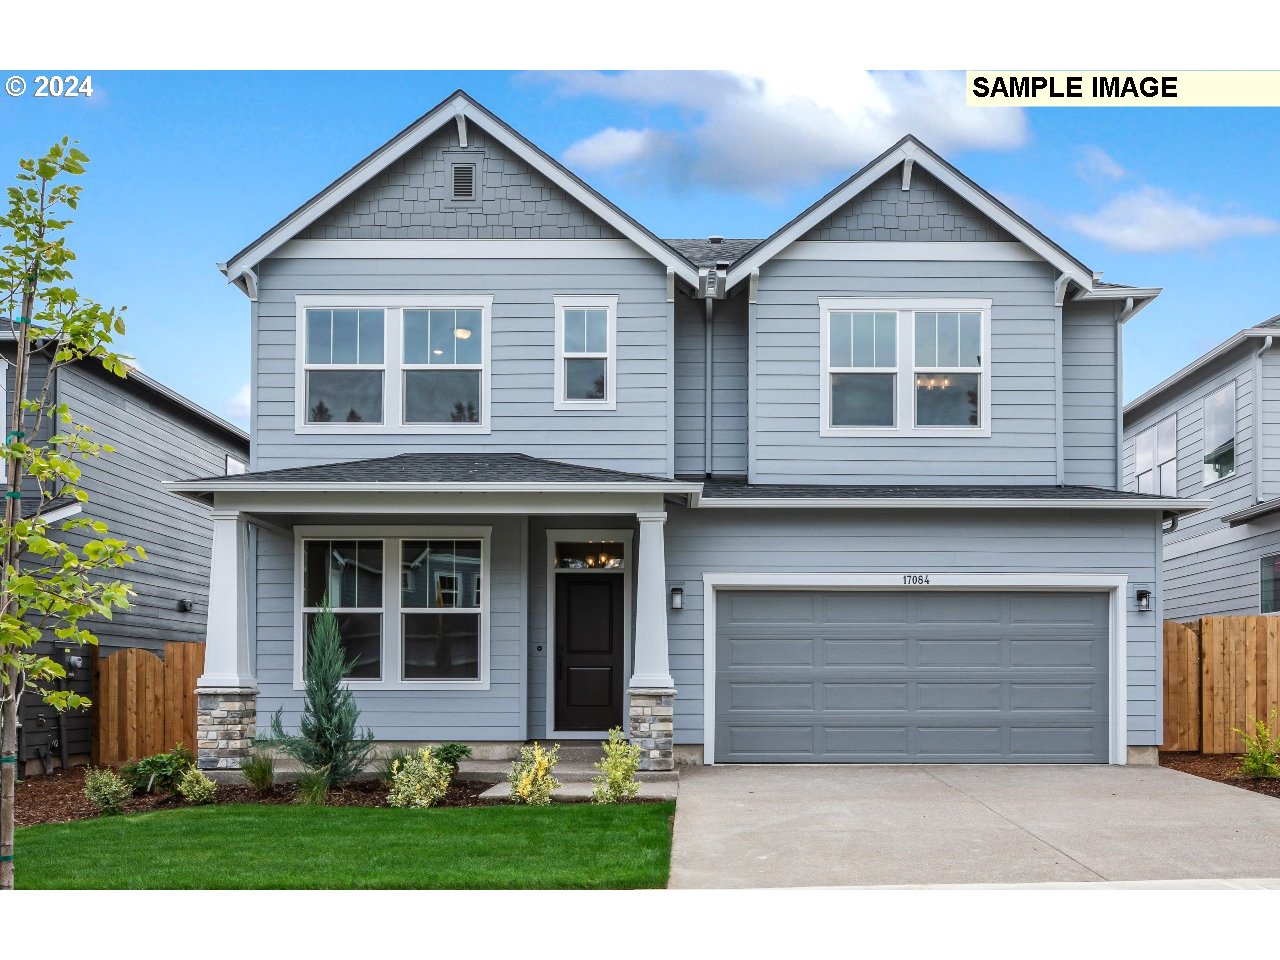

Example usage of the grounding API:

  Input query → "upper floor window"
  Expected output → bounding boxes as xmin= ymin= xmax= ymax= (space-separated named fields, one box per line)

xmin=820 ymin=298 xmax=991 ymax=438
xmin=1134 ymin=414 xmax=1177 ymax=496
xmin=303 ymin=309 xmax=385 ymax=424
xmin=1262 ymin=553 xmax=1280 ymax=614
xmin=296 ymin=296 xmax=492 ymax=434
xmin=554 ymin=296 xmax=617 ymax=410
xmin=1203 ymin=381 xmax=1236 ymax=485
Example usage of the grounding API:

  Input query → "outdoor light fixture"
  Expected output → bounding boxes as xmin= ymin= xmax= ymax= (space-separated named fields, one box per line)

xmin=1136 ymin=588 xmax=1152 ymax=613
xmin=670 ymin=586 xmax=684 ymax=610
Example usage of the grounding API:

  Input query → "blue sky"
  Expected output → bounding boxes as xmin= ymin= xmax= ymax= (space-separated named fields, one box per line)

xmin=3 ymin=69 xmax=1278 ymax=426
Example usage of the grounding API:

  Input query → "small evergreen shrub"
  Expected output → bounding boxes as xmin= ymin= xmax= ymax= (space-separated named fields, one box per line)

xmin=296 ymin=767 xmax=330 ymax=806
xmin=591 ymin=727 xmax=642 ymax=804
xmin=270 ymin=601 xmax=375 ymax=790
xmin=1235 ymin=711 xmax=1280 ymax=779
xmin=177 ymin=767 xmax=218 ymax=805
xmin=378 ymin=747 xmax=415 ymax=784
xmin=508 ymin=742 xmax=561 ymax=806
xmin=119 ymin=743 xmax=196 ymax=795
xmin=433 ymin=742 xmax=472 ymax=776
xmin=83 ymin=768 xmax=131 ymax=815
xmin=240 ymin=748 xmax=276 ymax=793
xmin=387 ymin=748 xmax=452 ymax=809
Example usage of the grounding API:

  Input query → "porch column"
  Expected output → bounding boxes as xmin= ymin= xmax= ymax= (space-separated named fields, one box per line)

xmin=629 ymin=510 xmax=675 ymax=771
xmin=196 ymin=510 xmax=256 ymax=770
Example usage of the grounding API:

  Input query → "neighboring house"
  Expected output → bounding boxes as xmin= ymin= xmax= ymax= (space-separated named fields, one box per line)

xmin=171 ymin=90 xmax=1203 ymax=773
xmin=1123 ymin=317 xmax=1280 ymax=620
xmin=2 ymin=340 xmax=249 ymax=774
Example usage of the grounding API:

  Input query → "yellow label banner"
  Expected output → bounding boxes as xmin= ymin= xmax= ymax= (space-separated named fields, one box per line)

xmin=966 ymin=71 xmax=1280 ymax=106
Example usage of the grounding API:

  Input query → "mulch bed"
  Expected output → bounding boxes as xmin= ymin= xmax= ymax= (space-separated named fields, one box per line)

xmin=1160 ymin=751 xmax=1280 ymax=799
xmin=10 ymin=765 xmax=492 ymax=827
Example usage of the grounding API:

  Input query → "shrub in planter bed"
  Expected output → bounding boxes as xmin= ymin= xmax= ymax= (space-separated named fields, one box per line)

xmin=240 ymin=747 xmax=276 ymax=793
xmin=508 ymin=742 xmax=561 ymax=806
xmin=591 ymin=727 xmax=642 ymax=804
xmin=387 ymin=748 xmax=453 ymax=809
xmin=119 ymin=743 xmax=195 ymax=795
xmin=83 ymin=768 xmax=131 ymax=816
xmin=1236 ymin=711 xmax=1280 ymax=779
xmin=177 ymin=767 xmax=218 ymax=805
xmin=296 ymin=767 xmax=330 ymax=806
xmin=433 ymin=741 xmax=472 ymax=776
xmin=378 ymin=747 xmax=415 ymax=785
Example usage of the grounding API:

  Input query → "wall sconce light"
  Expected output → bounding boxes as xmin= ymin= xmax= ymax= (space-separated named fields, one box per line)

xmin=1136 ymin=589 xmax=1152 ymax=613
xmin=670 ymin=586 xmax=684 ymax=610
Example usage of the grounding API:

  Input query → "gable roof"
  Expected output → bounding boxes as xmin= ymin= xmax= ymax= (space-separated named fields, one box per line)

xmin=665 ymin=238 xmax=762 ymax=268
xmin=219 ymin=90 xmax=700 ymax=290
xmin=721 ymin=135 xmax=1150 ymax=309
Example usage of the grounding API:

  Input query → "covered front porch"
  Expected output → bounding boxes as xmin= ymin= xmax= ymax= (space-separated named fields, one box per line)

xmin=167 ymin=454 xmax=701 ymax=772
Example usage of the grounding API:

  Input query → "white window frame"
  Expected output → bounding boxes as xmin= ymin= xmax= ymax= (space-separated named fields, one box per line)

xmin=294 ymin=295 xmax=493 ymax=435
xmin=1133 ymin=414 xmax=1177 ymax=496
xmin=1202 ymin=380 xmax=1237 ymax=487
xmin=553 ymin=295 xmax=618 ymax=411
xmin=293 ymin=525 xmax=492 ymax=691
xmin=819 ymin=298 xmax=992 ymax=439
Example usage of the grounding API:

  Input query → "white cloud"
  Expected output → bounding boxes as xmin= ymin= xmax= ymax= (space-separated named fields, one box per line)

xmin=1067 ymin=186 xmax=1279 ymax=253
xmin=1074 ymin=145 xmax=1126 ymax=183
xmin=541 ymin=70 xmax=1027 ymax=195
xmin=226 ymin=382 xmax=250 ymax=424
xmin=564 ymin=127 xmax=667 ymax=171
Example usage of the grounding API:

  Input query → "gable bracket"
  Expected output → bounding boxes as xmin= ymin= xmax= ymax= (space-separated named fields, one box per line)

xmin=901 ymin=157 xmax=914 ymax=191
xmin=1054 ymin=272 xmax=1071 ymax=307
xmin=454 ymin=111 xmax=468 ymax=149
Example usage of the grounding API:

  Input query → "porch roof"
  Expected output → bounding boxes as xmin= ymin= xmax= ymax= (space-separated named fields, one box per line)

xmin=166 ymin=452 xmax=703 ymax=505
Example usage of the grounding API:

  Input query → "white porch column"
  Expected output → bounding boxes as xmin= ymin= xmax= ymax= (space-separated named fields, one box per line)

xmin=196 ymin=510 xmax=256 ymax=770
xmin=629 ymin=510 xmax=675 ymax=771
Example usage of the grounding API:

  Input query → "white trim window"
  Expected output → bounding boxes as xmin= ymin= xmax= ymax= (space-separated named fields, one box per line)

xmin=1203 ymin=381 xmax=1237 ymax=485
xmin=1134 ymin=414 xmax=1177 ymax=496
xmin=302 ymin=308 xmax=386 ymax=425
xmin=554 ymin=295 xmax=617 ymax=410
xmin=296 ymin=526 xmax=492 ymax=690
xmin=295 ymin=296 xmax=492 ymax=434
xmin=1262 ymin=553 xmax=1280 ymax=615
xmin=819 ymin=298 xmax=992 ymax=438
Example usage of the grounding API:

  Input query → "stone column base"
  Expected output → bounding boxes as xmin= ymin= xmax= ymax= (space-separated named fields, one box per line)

xmin=196 ymin=686 xmax=257 ymax=770
xmin=629 ymin=687 xmax=675 ymax=771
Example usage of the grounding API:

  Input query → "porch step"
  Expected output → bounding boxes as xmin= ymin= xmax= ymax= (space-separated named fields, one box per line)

xmin=477 ymin=779 xmax=679 ymax=803
xmin=458 ymin=759 xmax=678 ymax=785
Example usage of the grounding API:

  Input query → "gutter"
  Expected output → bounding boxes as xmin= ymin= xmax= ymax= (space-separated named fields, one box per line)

xmin=696 ymin=496 xmax=1210 ymax=512
xmin=1253 ymin=335 xmax=1274 ymax=508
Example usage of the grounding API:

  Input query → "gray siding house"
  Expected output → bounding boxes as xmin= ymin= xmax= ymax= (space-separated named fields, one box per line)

xmin=173 ymin=91 xmax=1201 ymax=771
xmin=1123 ymin=318 xmax=1280 ymax=620
xmin=3 ymin=345 xmax=249 ymax=773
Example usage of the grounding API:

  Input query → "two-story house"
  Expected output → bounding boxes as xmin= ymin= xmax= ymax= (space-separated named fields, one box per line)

xmin=1124 ymin=317 xmax=1280 ymax=620
xmin=171 ymin=90 xmax=1202 ymax=772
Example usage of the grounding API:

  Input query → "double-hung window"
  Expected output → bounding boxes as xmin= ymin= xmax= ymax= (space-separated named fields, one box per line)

xmin=1203 ymin=381 xmax=1237 ymax=485
xmin=303 ymin=309 xmax=385 ymax=424
xmin=297 ymin=528 xmax=491 ymax=689
xmin=554 ymin=296 xmax=617 ymax=409
xmin=296 ymin=296 xmax=492 ymax=433
xmin=1134 ymin=415 xmax=1177 ymax=495
xmin=820 ymin=298 xmax=991 ymax=437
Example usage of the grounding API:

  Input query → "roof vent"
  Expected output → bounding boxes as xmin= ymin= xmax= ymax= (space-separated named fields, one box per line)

xmin=451 ymin=162 xmax=476 ymax=201
xmin=707 ymin=235 xmax=724 ymax=244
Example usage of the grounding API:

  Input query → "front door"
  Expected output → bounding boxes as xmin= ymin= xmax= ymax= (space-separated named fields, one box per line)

xmin=554 ymin=573 xmax=624 ymax=731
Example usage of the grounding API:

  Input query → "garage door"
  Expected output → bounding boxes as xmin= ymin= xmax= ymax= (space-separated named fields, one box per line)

xmin=714 ymin=590 xmax=1110 ymax=763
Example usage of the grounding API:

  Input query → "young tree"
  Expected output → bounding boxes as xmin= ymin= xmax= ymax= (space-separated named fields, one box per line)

xmin=270 ymin=601 xmax=375 ymax=792
xmin=0 ymin=140 xmax=143 ymax=890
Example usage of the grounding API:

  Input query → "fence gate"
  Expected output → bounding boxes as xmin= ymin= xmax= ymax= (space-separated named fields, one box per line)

xmin=91 ymin=642 xmax=204 ymax=765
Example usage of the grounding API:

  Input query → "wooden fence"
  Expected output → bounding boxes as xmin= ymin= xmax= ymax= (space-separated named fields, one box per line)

xmin=91 ymin=641 xmax=204 ymax=765
xmin=1163 ymin=617 xmax=1280 ymax=753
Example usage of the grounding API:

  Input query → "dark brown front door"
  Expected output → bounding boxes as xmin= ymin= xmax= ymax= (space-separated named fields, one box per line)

xmin=554 ymin=573 xmax=624 ymax=731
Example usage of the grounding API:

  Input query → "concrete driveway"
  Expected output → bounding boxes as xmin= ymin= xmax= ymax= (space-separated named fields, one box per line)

xmin=669 ymin=764 xmax=1280 ymax=888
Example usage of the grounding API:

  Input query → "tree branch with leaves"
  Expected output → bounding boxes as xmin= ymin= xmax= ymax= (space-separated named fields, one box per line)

xmin=0 ymin=139 xmax=144 ymax=891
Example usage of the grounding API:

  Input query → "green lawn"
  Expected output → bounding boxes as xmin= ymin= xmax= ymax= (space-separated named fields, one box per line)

xmin=15 ymin=802 xmax=675 ymax=889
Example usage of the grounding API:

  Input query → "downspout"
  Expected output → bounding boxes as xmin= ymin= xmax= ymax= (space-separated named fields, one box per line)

xmin=704 ymin=294 xmax=713 ymax=477
xmin=1253 ymin=335 xmax=1274 ymax=506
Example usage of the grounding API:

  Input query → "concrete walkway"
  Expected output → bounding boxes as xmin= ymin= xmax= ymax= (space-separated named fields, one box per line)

xmin=669 ymin=764 xmax=1280 ymax=888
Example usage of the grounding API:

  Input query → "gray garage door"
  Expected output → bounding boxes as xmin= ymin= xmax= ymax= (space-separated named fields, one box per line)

xmin=714 ymin=590 xmax=1110 ymax=763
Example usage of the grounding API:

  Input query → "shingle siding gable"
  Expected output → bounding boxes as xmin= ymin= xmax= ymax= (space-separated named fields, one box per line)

xmin=302 ymin=123 xmax=622 ymax=240
xmin=800 ymin=167 xmax=1015 ymax=242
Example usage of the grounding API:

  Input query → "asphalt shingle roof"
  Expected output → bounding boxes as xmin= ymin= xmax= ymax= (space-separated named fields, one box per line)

xmin=185 ymin=453 xmax=678 ymax=486
xmin=663 ymin=239 xmax=761 ymax=268
xmin=696 ymin=476 xmax=1178 ymax=502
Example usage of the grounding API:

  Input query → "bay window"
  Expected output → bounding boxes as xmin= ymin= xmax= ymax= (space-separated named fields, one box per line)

xmin=296 ymin=528 xmax=491 ymax=689
xmin=820 ymin=298 xmax=991 ymax=437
